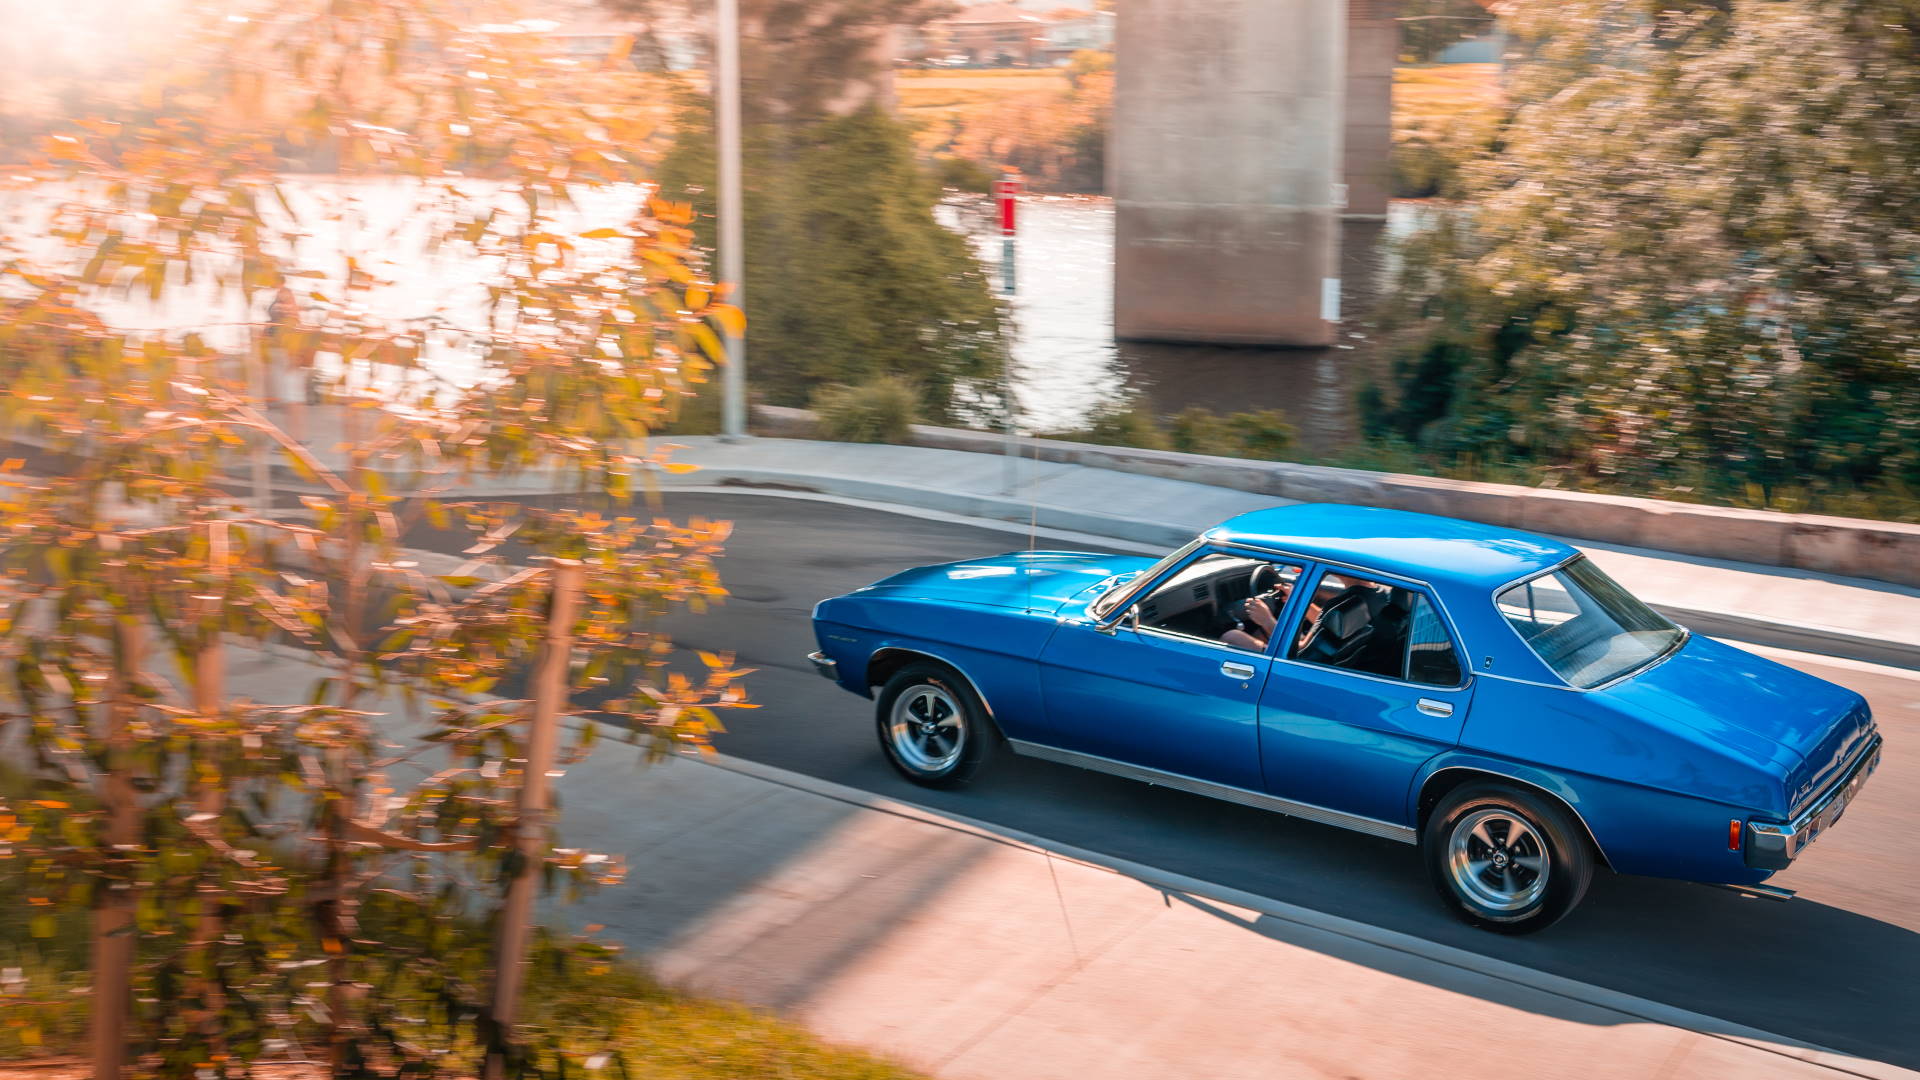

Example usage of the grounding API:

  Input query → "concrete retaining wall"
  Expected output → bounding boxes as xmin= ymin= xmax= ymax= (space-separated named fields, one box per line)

xmin=753 ymin=406 xmax=1920 ymax=588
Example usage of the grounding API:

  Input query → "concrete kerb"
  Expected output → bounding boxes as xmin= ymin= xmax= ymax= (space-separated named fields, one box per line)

xmin=646 ymin=464 xmax=1920 ymax=671
xmin=757 ymin=406 xmax=1920 ymax=589
xmin=691 ymin=750 xmax=1920 ymax=1080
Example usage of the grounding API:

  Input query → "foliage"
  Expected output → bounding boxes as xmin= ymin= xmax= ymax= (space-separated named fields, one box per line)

xmin=658 ymin=103 xmax=1009 ymax=423
xmin=0 ymin=1 xmax=756 ymax=1075
xmin=1397 ymin=0 xmax=1500 ymax=62
xmin=1169 ymin=408 xmax=1296 ymax=460
xmin=602 ymin=0 xmax=952 ymax=123
xmin=1391 ymin=65 xmax=1505 ymax=199
xmin=1374 ymin=0 xmax=1920 ymax=518
xmin=0 ymin=818 xmax=926 ymax=1080
xmin=811 ymin=378 xmax=922 ymax=443
xmin=908 ymin=57 xmax=1114 ymax=194
xmin=1044 ymin=404 xmax=1296 ymax=461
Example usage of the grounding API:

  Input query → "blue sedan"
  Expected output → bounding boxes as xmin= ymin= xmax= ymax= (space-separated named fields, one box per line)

xmin=807 ymin=505 xmax=1882 ymax=932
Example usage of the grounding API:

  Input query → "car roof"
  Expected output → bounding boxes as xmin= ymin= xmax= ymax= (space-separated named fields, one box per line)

xmin=1205 ymin=504 xmax=1577 ymax=592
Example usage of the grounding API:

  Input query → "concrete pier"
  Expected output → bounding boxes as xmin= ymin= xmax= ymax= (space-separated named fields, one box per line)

xmin=1112 ymin=0 xmax=1346 ymax=347
xmin=1345 ymin=0 xmax=1399 ymax=218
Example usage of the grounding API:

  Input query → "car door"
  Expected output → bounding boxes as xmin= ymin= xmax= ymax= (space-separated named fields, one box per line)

xmin=1036 ymin=550 xmax=1308 ymax=792
xmin=1258 ymin=567 xmax=1474 ymax=828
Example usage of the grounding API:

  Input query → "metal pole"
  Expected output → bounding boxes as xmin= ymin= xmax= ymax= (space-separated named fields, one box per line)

xmin=484 ymin=560 xmax=584 ymax=1080
xmin=717 ymin=0 xmax=748 ymax=439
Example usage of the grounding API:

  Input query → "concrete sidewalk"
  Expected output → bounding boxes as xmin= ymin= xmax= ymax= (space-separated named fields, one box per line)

xmin=650 ymin=436 xmax=1920 ymax=668
xmin=209 ymin=645 xmax=1917 ymax=1080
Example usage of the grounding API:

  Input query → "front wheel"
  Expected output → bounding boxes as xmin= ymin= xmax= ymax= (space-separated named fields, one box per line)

xmin=1424 ymin=784 xmax=1593 ymax=934
xmin=875 ymin=662 xmax=995 ymax=788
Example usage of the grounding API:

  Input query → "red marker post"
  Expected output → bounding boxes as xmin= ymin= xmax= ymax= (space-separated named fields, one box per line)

xmin=994 ymin=176 xmax=1022 ymax=295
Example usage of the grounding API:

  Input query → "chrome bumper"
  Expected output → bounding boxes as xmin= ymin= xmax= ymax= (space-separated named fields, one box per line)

xmin=1746 ymin=733 xmax=1882 ymax=871
xmin=806 ymin=651 xmax=839 ymax=682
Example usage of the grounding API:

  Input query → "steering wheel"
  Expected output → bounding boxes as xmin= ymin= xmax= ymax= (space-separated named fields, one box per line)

xmin=1229 ymin=563 xmax=1286 ymax=628
xmin=1249 ymin=562 xmax=1282 ymax=598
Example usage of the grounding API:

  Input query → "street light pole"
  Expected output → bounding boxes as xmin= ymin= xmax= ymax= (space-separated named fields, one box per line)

xmin=717 ymin=0 xmax=748 ymax=439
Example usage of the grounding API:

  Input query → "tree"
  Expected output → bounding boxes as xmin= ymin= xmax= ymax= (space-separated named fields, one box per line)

xmin=1375 ymin=0 xmax=1920 ymax=514
xmin=608 ymin=0 xmax=1011 ymax=424
xmin=0 ymin=1 xmax=751 ymax=1074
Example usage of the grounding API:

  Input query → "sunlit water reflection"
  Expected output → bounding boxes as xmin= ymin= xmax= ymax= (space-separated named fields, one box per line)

xmin=952 ymin=195 xmax=1426 ymax=452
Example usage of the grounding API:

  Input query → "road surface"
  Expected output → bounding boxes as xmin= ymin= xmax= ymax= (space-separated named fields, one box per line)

xmin=408 ymin=490 xmax=1920 ymax=1070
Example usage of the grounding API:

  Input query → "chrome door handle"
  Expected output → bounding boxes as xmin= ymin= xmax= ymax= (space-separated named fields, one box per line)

xmin=1221 ymin=661 xmax=1257 ymax=680
xmin=1417 ymin=698 xmax=1454 ymax=718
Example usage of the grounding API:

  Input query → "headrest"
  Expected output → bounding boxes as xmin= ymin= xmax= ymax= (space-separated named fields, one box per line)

xmin=1327 ymin=598 xmax=1373 ymax=640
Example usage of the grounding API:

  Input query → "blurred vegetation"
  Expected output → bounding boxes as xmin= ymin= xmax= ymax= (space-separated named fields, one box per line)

xmin=812 ymin=378 xmax=922 ymax=443
xmin=0 ymin=772 xmax=921 ymax=1080
xmin=0 ymin=1 xmax=763 ymax=1075
xmin=1398 ymin=0 xmax=1501 ymax=62
xmin=901 ymin=54 xmax=1113 ymax=195
xmin=1370 ymin=0 xmax=1920 ymax=521
xmin=658 ymin=101 xmax=1009 ymax=426
xmin=1391 ymin=64 xmax=1504 ymax=199
xmin=1043 ymin=403 xmax=1298 ymax=461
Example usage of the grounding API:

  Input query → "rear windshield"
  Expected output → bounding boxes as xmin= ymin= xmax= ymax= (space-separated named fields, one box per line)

xmin=1495 ymin=558 xmax=1684 ymax=689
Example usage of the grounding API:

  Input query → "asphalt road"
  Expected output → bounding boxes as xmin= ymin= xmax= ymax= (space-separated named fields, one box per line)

xmin=410 ymin=490 xmax=1920 ymax=1070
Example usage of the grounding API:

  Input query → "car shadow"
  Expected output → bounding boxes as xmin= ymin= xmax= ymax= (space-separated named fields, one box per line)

xmin=958 ymin=752 xmax=1920 ymax=1071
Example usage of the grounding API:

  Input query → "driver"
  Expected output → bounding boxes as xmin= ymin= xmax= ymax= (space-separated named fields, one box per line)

xmin=1222 ymin=574 xmax=1321 ymax=652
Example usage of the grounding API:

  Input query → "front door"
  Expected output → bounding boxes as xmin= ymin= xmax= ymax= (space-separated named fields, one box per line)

xmin=1037 ymin=551 xmax=1307 ymax=791
xmin=1258 ymin=568 xmax=1474 ymax=826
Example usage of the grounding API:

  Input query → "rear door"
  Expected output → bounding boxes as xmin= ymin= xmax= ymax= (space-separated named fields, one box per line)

xmin=1257 ymin=568 xmax=1473 ymax=827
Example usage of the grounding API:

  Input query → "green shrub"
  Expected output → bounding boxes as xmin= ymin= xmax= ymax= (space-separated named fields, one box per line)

xmin=1222 ymin=409 xmax=1296 ymax=459
xmin=932 ymin=155 xmax=998 ymax=194
xmin=812 ymin=378 xmax=921 ymax=443
xmin=1169 ymin=407 xmax=1295 ymax=460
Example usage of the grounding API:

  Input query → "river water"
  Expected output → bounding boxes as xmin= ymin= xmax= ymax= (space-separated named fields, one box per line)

xmin=959 ymin=196 xmax=1424 ymax=452
xmin=4 ymin=177 xmax=1421 ymax=450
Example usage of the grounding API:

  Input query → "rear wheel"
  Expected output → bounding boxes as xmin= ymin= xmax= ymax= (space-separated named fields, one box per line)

xmin=1424 ymin=783 xmax=1593 ymax=934
xmin=875 ymin=662 xmax=995 ymax=788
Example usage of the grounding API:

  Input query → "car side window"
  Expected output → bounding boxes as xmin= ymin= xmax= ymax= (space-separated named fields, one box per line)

xmin=1287 ymin=572 xmax=1462 ymax=687
xmin=1129 ymin=552 xmax=1304 ymax=653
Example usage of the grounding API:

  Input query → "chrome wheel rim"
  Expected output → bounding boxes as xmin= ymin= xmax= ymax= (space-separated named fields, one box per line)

xmin=888 ymin=684 xmax=965 ymax=773
xmin=1447 ymin=808 xmax=1550 ymax=915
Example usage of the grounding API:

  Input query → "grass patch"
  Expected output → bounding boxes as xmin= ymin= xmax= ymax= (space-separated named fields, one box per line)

xmin=0 ymin=769 xmax=923 ymax=1080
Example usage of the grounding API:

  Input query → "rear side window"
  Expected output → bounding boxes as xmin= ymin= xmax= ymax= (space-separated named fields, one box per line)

xmin=1288 ymin=573 xmax=1463 ymax=687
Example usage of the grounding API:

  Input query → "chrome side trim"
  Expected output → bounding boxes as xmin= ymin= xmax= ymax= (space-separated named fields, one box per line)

xmin=1007 ymin=739 xmax=1417 ymax=845
xmin=1746 ymin=733 xmax=1882 ymax=871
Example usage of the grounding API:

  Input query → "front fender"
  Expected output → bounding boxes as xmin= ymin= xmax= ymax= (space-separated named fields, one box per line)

xmin=812 ymin=594 xmax=1060 ymax=741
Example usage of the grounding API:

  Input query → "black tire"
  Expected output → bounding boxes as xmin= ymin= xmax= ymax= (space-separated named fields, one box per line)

xmin=1423 ymin=783 xmax=1593 ymax=934
xmin=875 ymin=662 xmax=995 ymax=788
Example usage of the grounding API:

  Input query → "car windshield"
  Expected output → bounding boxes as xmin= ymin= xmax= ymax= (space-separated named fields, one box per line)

xmin=1495 ymin=557 xmax=1684 ymax=689
xmin=1090 ymin=537 xmax=1203 ymax=619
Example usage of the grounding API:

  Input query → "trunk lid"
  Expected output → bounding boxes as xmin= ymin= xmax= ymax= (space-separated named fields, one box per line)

xmin=1608 ymin=635 xmax=1873 ymax=813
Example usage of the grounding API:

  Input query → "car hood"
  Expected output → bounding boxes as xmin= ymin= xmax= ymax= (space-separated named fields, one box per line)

xmin=1604 ymin=635 xmax=1873 ymax=812
xmin=861 ymin=551 xmax=1156 ymax=614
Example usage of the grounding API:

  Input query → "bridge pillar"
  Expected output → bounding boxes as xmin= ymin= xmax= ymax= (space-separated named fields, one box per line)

xmin=1345 ymin=0 xmax=1398 ymax=218
xmin=1112 ymin=0 xmax=1345 ymax=347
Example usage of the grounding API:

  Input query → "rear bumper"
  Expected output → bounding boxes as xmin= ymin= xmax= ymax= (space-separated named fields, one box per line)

xmin=1745 ymin=733 xmax=1882 ymax=871
xmin=807 ymin=651 xmax=839 ymax=682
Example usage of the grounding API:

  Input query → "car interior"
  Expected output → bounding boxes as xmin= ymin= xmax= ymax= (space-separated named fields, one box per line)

xmin=1131 ymin=558 xmax=1461 ymax=686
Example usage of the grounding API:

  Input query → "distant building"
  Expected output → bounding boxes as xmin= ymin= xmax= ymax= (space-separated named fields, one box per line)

xmin=1036 ymin=8 xmax=1116 ymax=66
xmin=929 ymin=3 xmax=1050 ymax=67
